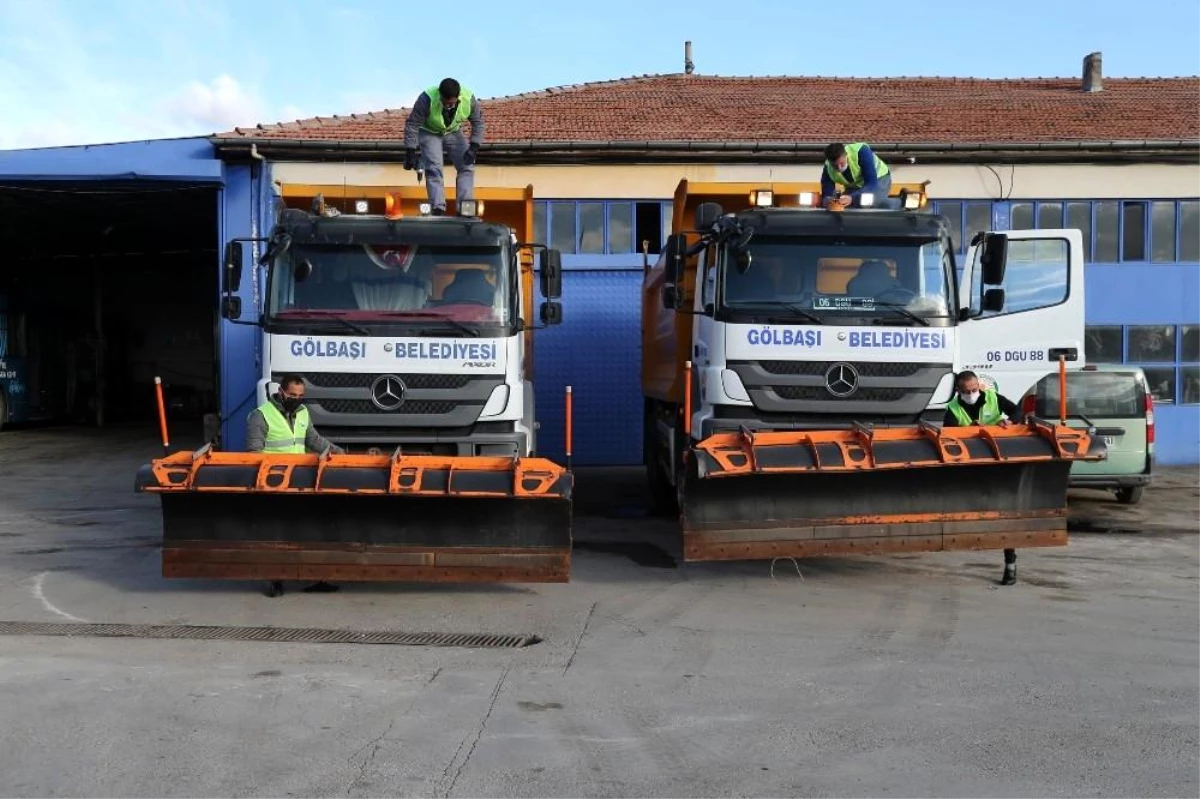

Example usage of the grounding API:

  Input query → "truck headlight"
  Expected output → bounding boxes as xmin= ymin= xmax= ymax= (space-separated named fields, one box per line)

xmin=859 ymin=192 xmax=875 ymax=207
xmin=458 ymin=199 xmax=485 ymax=217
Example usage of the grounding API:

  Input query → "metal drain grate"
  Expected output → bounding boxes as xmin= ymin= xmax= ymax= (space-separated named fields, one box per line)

xmin=0 ymin=621 xmax=541 ymax=648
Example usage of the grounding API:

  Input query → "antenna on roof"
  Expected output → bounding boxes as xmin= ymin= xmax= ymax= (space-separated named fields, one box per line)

xmin=684 ymin=41 xmax=694 ymax=75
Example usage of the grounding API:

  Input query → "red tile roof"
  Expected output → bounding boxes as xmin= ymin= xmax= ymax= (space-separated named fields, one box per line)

xmin=219 ymin=73 xmax=1200 ymax=145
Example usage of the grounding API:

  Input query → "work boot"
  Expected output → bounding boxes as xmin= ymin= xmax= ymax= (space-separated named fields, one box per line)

xmin=302 ymin=581 xmax=339 ymax=593
xmin=1000 ymin=563 xmax=1017 ymax=586
xmin=264 ymin=581 xmax=284 ymax=598
xmin=432 ymin=207 xmax=445 ymax=216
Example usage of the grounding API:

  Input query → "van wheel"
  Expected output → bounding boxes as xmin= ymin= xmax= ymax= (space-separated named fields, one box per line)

xmin=1116 ymin=486 xmax=1144 ymax=505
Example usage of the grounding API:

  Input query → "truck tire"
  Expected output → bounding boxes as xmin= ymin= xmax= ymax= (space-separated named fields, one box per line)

xmin=644 ymin=400 xmax=678 ymax=516
xmin=1116 ymin=486 xmax=1144 ymax=505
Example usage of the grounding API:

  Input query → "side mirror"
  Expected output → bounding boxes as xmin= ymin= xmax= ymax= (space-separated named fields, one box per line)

xmin=222 ymin=295 xmax=243 ymax=320
xmin=982 ymin=287 xmax=1006 ymax=313
xmin=540 ymin=249 xmax=563 ymax=299
xmin=662 ymin=285 xmax=682 ymax=310
xmin=734 ymin=249 xmax=752 ymax=274
xmin=294 ymin=258 xmax=314 ymax=283
xmin=980 ymin=233 xmax=1008 ymax=285
xmin=539 ymin=301 xmax=563 ymax=326
xmin=665 ymin=234 xmax=688 ymax=285
xmin=695 ymin=202 xmax=723 ymax=231
xmin=223 ymin=241 xmax=244 ymax=294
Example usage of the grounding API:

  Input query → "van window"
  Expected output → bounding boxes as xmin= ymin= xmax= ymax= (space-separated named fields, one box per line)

xmin=1035 ymin=373 xmax=1145 ymax=419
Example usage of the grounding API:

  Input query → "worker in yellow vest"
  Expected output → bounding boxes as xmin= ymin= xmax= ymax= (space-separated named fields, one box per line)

xmin=821 ymin=142 xmax=895 ymax=209
xmin=943 ymin=370 xmax=1026 ymax=585
xmin=403 ymin=78 xmax=485 ymax=215
xmin=246 ymin=375 xmax=343 ymax=456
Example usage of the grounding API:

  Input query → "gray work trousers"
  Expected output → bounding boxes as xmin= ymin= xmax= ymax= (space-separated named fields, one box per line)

xmin=418 ymin=128 xmax=474 ymax=211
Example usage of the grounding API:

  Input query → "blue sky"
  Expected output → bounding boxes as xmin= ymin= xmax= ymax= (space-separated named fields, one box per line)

xmin=2 ymin=0 xmax=1197 ymax=149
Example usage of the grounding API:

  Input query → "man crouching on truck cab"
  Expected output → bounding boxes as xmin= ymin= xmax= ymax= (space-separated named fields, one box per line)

xmin=820 ymin=142 xmax=895 ymax=209
xmin=247 ymin=375 xmax=344 ymax=597
xmin=943 ymin=370 xmax=1026 ymax=586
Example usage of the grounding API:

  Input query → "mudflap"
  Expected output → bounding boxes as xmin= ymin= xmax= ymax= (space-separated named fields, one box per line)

xmin=135 ymin=447 xmax=572 ymax=583
xmin=679 ymin=419 xmax=1105 ymax=562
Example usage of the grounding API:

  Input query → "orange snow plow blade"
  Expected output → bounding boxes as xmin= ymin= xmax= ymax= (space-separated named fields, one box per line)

xmin=135 ymin=446 xmax=572 ymax=583
xmin=680 ymin=418 xmax=1105 ymax=562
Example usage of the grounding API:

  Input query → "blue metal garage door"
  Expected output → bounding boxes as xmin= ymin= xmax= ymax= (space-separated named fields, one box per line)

xmin=533 ymin=260 xmax=645 ymax=465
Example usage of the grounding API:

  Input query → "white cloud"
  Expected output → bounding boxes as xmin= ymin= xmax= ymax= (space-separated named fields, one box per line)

xmin=161 ymin=74 xmax=265 ymax=132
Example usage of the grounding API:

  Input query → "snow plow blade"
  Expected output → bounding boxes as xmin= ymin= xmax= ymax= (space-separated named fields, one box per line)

xmin=680 ymin=418 xmax=1106 ymax=562
xmin=135 ymin=446 xmax=572 ymax=583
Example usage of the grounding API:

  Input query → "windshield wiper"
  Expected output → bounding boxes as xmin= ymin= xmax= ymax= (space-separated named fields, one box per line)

xmin=276 ymin=311 xmax=369 ymax=335
xmin=870 ymin=303 xmax=930 ymax=327
xmin=371 ymin=311 xmax=480 ymax=337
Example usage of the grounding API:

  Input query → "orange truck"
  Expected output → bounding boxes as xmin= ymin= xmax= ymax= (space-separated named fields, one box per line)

xmin=136 ymin=186 xmax=574 ymax=585
xmin=642 ymin=179 xmax=1105 ymax=563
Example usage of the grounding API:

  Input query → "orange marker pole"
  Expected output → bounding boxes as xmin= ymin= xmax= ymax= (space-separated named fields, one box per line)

xmin=684 ymin=360 xmax=693 ymax=437
xmin=565 ymin=385 xmax=573 ymax=472
xmin=154 ymin=376 xmax=170 ymax=456
xmin=1058 ymin=355 xmax=1068 ymax=426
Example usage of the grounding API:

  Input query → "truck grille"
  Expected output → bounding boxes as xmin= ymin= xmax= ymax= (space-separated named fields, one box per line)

xmin=774 ymin=385 xmax=910 ymax=402
xmin=318 ymin=399 xmax=461 ymax=415
xmin=302 ymin=372 xmax=472 ymax=390
xmin=758 ymin=360 xmax=924 ymax=378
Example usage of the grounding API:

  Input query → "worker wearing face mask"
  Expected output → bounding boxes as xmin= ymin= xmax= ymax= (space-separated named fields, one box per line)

xmin=245 ymin=374 xmax=344 ymax=455
xmin=942 ymin=370 xmax=1026 ymax=585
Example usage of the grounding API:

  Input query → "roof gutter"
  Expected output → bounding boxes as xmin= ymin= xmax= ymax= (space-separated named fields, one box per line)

xmin=209 ymin=137 xmax=1200 ymax=165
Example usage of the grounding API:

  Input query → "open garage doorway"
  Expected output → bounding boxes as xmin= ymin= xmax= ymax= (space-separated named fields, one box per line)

xmin=0 ymin=181 xmax=219 ymax=433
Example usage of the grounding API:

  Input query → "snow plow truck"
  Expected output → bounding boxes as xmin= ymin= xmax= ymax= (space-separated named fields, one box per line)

xmin=136 ymin=185 xmax=573 ymax=584
xmin=642 ymin=179 xmax=1106 ymax=562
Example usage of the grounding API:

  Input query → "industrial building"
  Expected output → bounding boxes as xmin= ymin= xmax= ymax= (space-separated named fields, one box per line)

xmin=1 ymin=54 xmax=1197 ymax=464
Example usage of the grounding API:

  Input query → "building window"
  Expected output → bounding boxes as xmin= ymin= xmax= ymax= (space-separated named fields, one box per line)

xmin=1182 ymin=325 xmax=1199 ymax=362
xmin=578 ymin=202 xmax=605 ymax=254
xmin=1037 ymin=202 xmax=1064 ymax=230
xmin=938 ymin=201 xmax=963 ymax=252
xmin=1128 ymin=325 xmax=1176 ymax=363
xmin=1180 ymin=201 xmax=1199 ymax=262
xmin=1094 ymin=201 xmax=1119 ymax=262
xmin=1142 ymin=367 xmax=1176 ymax=404
xmin=965 ymin=202 xmax=991 ymax=245
xmin=1010 ymin=202 xmax=1034 ymax=230
xmin=550 ymin=202 xmax=576 ymax=254
xmin=1085 ymin=325 xmax=1123 ymax=362
xmin=1150 ymin=201 xmax=1177 ymax=263
xmin=1122 ymin=202 xmax=1147 ymax=262
xmin=533 ymin=202 xmax=547 ymax=246
xmin=608 ymin=203 xmax=633 ymax=253
xmin=1182 ymin=366 xmax=1200 ymax=405
xmin=1066 ymin=202 xmax=1092 ymax=262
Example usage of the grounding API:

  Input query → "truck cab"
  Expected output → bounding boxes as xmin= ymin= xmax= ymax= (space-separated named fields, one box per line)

xmin=644 ymin=180 xmax=1087 ymax=506
xmin=221 ymin=186 xmax=563 ymax=457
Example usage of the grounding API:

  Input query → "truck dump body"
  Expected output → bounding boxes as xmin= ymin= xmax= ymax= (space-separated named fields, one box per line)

xmin=138 ymin=186 xmax=573 ymax=584
xmin=644 ymin=180 xmax=1104 ymax=564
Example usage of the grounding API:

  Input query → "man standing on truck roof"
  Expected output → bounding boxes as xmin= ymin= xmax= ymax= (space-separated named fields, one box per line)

xmin=820 ymin=142 xmax=894 ymax=210
xmin=246 ymin=375 xmax=344 ymax=456
xmin=942 ymin=370 xmax=1026 ymax=586
xmin=403 ymin=78 xmax=484 ymax=216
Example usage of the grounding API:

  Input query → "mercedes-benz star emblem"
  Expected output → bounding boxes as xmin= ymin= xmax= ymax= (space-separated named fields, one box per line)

xmin=824 ymin=362 xmax=860 ymax=398
xmin=370 ymin=374 xmax=407 ymax=411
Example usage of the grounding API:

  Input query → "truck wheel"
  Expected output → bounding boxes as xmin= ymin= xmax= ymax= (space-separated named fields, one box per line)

xmin=644 ymin=401 xmax=678 ymax=516
xmin=1116 ymin=486 xmax=1144 ymax=505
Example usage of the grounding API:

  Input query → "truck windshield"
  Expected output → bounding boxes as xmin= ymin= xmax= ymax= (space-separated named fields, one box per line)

xmin=719 ymin=236 xmax=955 ymax=324
xmin=267 ymin=242 xmax=512 ymax=333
